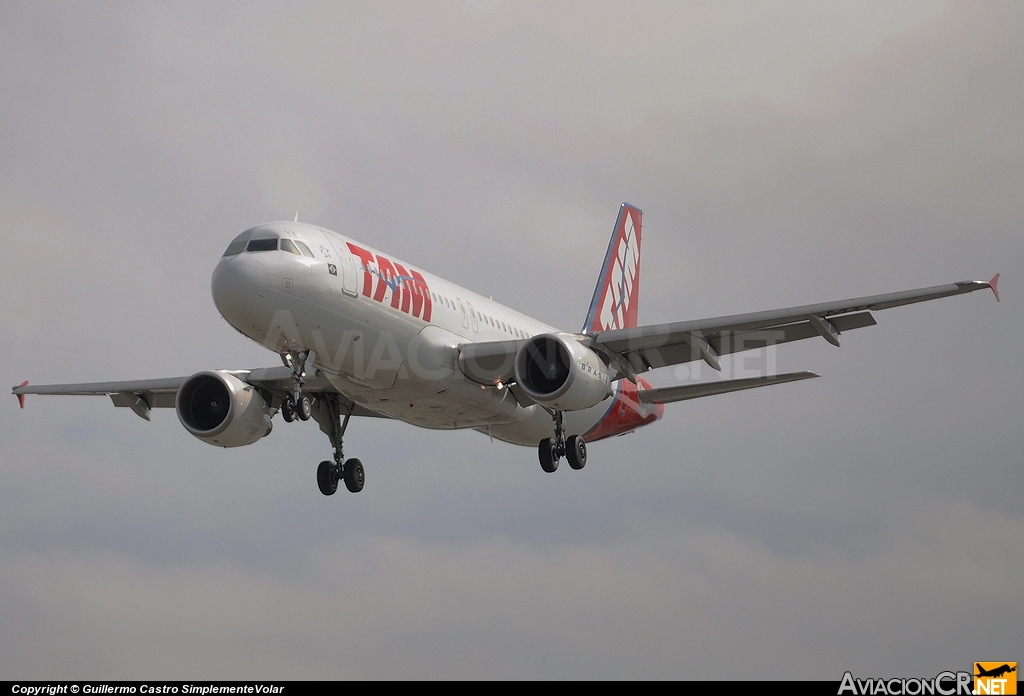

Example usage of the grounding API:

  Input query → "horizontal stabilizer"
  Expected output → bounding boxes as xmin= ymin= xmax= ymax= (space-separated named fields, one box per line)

xmin=637 ymin=371 xmax=819 ymax=405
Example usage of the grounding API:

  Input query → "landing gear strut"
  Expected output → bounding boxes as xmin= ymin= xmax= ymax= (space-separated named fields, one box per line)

xmin=538 ymin=410 xmax=587 ymax=473
xmin=316 ymin=393 xmax=364 ymax=495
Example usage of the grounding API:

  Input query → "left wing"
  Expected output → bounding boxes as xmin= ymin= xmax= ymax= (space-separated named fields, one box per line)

xmin=589 ymin=276 xmax=999 ymax=381
xmin=453 ymin=276 xmax=999 ymax=389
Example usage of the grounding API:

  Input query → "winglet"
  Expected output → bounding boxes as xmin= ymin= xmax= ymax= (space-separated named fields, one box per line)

xmin=15 ymin=380 xmax=28 ymax=408
xmin=989 ymin=273 xmax=1000 ymax=302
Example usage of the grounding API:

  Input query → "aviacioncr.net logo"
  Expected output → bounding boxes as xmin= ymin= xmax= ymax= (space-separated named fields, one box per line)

xmin=838 ymin=671 xmax=973 ymax=695
xmin=974 ymin=663 xmax=1017 ymax=695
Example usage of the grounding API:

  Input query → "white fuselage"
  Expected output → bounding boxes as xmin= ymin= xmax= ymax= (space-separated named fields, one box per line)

xmin=211 ymin=222 xmax=662 ymax=447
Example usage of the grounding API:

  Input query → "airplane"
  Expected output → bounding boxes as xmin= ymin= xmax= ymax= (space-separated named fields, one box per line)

xmin=12 ymin=203 xmax=1000 ymax=496
xmin=975 ymin=664 xmax=1016 ymax=679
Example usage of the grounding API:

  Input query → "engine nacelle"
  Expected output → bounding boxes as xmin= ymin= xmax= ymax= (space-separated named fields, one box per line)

xmin=514 ymin=333 xmax=612 ymax=411
xmin=175 ymin=371 xmax=273 ymax=447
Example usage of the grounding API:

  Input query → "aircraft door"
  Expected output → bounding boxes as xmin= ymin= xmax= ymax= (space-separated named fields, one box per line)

xmin=457 ymin=299 xmax=469 ymax=329
xmin=340 ymin=254 xmax=359 ymax=297
xmin=465 ymin=301 xmax=479 ymax=332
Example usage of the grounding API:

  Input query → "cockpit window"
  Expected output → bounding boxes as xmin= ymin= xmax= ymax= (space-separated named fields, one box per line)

xmin=222 ymin=229 xmax=252 ymax=256
xmin=280 ymin=239 xmax=301 ymax=255
xmin=294 ymin=241 xmax=315 ymax=258
xmin=246 ymin=238 xmax=278 ymax=252
xmin=223 ymin=240 xmax=247 ymax=256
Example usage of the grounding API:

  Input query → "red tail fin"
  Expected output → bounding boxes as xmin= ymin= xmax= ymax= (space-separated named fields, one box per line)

xmin=582 ymin=203 xmax=642 ymax=332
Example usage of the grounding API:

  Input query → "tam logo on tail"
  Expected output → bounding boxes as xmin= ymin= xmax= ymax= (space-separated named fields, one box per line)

xmin=583 ymin=203 xmax=643 ymax=332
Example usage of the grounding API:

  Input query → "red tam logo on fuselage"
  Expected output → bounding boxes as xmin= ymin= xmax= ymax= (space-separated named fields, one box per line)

xmin=346 ymin=242 xmax=432 ymax=322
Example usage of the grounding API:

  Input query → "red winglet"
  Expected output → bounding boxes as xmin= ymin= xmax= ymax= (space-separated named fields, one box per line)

xmin=16 ymin=380 xmax=28 ymax=409
xmin=989 ymin=273 xmax=1000 ymax=302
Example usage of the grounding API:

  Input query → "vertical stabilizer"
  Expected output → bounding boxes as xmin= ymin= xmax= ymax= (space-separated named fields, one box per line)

xmin=582 ymin=203 xmax=643 ymax=332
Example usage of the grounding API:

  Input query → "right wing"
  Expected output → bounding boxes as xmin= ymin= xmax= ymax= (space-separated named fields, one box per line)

xmin=12 ymin=367 xmax=387 ymax=421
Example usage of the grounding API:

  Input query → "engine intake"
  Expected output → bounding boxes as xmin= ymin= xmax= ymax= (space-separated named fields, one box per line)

xmin=514 ymin=333 xmax=612 ymax=411
xmin=175 ymin=371 xmax=273 ymax=447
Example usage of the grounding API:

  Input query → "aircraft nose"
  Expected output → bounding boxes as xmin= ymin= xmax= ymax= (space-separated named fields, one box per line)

xmin=211 ymin=254 xmax=269 ymax=328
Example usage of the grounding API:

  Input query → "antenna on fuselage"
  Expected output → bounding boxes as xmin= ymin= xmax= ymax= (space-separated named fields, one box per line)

xmin=294 ymin=212 xmax=299 ymax=222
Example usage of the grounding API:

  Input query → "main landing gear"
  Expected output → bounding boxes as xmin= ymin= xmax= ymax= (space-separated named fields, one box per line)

xmin=538 ymin=410 xmax=587 ymax=473
xmin=315 ymin=393 xmax=365 ymax=495
xmin=278 ymin=350 xmax=365 ymax=496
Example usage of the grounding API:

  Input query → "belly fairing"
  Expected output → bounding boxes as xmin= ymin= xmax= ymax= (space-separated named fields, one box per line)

xmin=486 ymin=378 xmax=663 ymax=447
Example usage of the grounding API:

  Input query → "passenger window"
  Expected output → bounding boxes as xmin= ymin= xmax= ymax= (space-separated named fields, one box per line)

xmin=246 ymin=238 xmax=278 ymax=252
xmin=295 ymin=241 xmax=315 ymax=258
xmin=280 ymin=239 xmax=301 ymax=255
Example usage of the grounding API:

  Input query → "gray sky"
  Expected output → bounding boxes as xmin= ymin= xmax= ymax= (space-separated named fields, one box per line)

xmin=1 ymin=0 xmax=1021 ymax=680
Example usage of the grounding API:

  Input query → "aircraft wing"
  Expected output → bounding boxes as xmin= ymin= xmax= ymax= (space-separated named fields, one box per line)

xmin=588 ymin=276 xmax=999 ymax=380
xmin=12 ymin=367 xmax=387 ymax=420
xmin=456 ymin=276 xmax=998 ymax=388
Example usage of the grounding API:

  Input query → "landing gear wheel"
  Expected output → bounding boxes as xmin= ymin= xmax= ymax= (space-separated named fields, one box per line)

xmin=317 ymin=460 xmax=338 ymax=496
xmin=281 ymin=397 xmax=297 ymax=423
xmin=566 ymin=435 xmax=587 ymax=470
xmin=539 ymin=438 xmax=559 ymax=473
xmin=343 ymin=458 xmax=365 ymax=493
xmin=296 ymin=395 xmax=312 ymax=421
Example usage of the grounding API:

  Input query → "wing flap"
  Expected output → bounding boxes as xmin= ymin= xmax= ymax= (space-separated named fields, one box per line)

xmin=636 ymin=312 xmax=877 ymax=369
xmin=109 ymin=392 xmax=178 ymax=409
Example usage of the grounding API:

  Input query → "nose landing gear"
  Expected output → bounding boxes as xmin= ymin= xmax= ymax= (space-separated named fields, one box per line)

xmin=281 ymin=350 xmax=312 ymax=422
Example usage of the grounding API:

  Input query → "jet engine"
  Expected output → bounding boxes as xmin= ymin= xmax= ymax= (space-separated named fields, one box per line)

xmin=175 ymin=371 xmax=273 ymax=447
xmin=513 ymin=333 xmax=612 ymax=411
